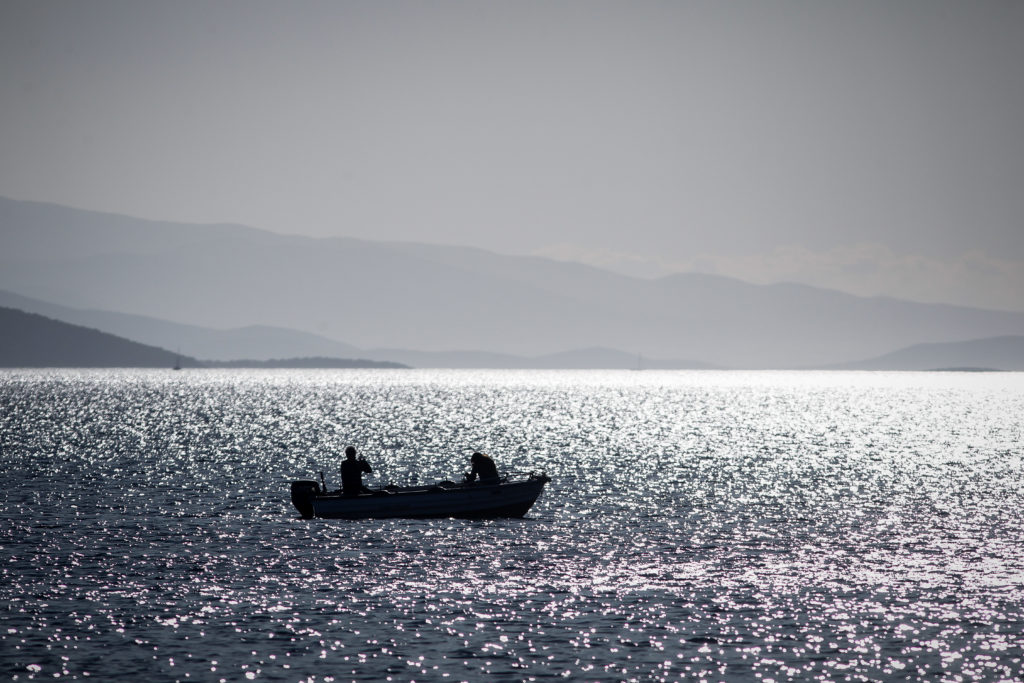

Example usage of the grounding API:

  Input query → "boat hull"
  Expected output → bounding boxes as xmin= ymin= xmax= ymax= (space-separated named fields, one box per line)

xmin=290 ymin=476 xmax=551 ymax=520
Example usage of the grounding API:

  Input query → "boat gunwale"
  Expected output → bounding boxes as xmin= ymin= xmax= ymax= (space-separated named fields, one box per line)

xmin=313 ymin=475 xmax=549 ymax=501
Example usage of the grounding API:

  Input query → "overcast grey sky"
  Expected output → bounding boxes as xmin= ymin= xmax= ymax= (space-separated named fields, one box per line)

xmin=2 ymin=0 xmax=1022 ymax=310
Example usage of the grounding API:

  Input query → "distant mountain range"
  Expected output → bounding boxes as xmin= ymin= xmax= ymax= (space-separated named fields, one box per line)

xmin=0 ymin=290 xmax=709 ymax=369
xmin=3 ymin=302 xmax=1023 ymax=371
xmin=3 ymin=195 xmax=1024 ymax=369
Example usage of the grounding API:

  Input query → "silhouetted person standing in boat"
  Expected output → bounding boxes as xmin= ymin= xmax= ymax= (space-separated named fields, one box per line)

xmin=341 ymin=446 xmax=373 ymax=496
xmin=465 ymin=451 xmax=500 ymax=484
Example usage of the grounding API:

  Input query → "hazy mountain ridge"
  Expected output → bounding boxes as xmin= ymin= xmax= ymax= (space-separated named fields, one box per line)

xmin=0 ymin=195 xmax=271 ymax=260
xmin=0 ymin=289 xmax=363 ymax=361
xmin=4 ymin=196 xmax=1024 ymax=368
xmin=0 ymin=306 xmax=407 ymax=369
xmin=828 ymin=336 xmax=1024 ymax=371
xmin=0 ymin=306 xmax=200 ymax=368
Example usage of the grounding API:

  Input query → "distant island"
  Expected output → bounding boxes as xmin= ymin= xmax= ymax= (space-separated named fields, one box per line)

xmin=824 ymin=335 xmax=1024 ymax=372
xmin=0 ymin=307 xmax=408 ymax=369
xmin=207 ymin=357 xmax=407 ymax=369
xmin=926 ymin=367 xmax=1002 ymax=373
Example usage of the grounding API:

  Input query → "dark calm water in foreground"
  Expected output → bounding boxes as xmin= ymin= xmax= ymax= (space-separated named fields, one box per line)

xmin=2 ymin=369 xmax=1023 ymax=682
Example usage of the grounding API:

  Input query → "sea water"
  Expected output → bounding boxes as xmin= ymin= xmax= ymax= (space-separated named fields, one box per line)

xmin=1 ymin=369 xmax=1022 ymax=682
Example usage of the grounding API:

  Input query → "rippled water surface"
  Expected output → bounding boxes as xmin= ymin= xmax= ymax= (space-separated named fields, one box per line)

xmin=2 ymin=369 xmax=1023 ymax=681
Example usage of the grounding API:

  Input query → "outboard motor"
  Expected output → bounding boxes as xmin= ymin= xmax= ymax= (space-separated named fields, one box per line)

xmin=290 ymin=480 xmax=321 ymax=519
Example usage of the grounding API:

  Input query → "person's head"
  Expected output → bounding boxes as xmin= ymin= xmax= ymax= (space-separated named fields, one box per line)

xmin=471 ymin=452 xmax=484 ymax=463
xmin=345 ymin=446 xmax=357 ymax=459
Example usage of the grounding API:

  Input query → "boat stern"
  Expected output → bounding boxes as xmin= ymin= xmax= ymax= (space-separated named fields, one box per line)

xmin=290 ymin=480 xmax=321 ymax=519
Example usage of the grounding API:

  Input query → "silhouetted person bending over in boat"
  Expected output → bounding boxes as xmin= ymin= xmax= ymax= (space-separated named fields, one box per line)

xmin=341 ymin=446 xmax=373 ymax=496
xmin=465 ymin=451 xmax=500 ymax=484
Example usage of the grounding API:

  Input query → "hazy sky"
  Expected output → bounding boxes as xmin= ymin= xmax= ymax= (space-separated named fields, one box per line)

xmin=2 ymin=0 xmax=1023 ymax=310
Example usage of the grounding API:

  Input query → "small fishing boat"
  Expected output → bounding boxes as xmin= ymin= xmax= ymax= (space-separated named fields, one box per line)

xmin=290 ymin=472 xmax=552 ymax=520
